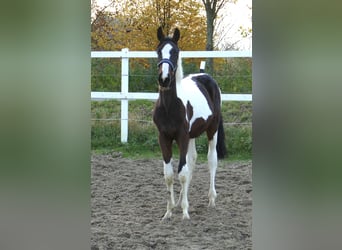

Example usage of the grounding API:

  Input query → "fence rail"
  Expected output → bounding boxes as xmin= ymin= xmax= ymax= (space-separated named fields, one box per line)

xmin=91 ymin=48 xmax=252 ymax=142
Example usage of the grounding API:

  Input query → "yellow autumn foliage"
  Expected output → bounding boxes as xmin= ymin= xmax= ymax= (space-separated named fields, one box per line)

xmin=91 ymin=0 xmax=207 ymax=51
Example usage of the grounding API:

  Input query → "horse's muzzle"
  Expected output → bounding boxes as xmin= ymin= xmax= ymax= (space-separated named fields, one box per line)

xmin=158 ymin=73 xmax=171 ymax=87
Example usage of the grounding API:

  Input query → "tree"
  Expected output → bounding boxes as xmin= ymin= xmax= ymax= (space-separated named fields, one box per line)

xmin=201 ymin=0 xmax=237 ymax=73
xmin=91 ymin=0 xmax=207 ymax=51
xmin=91 ymin=0 xmax=208 ymax=92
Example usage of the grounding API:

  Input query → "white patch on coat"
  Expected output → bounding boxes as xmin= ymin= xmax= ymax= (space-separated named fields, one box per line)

xmin=176 ymin=73 xmax=212 ymax=131
xmin=160 ymin=44 xmax=173 ymax=80
xmin=175 ymin=54 xmax=184 ymax=83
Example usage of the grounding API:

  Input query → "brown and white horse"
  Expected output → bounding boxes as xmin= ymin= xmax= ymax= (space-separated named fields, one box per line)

xmin=153 ymin=27 xmax=227 ymax=220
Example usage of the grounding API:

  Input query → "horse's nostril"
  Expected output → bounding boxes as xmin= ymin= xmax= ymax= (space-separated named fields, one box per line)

xmin=159 ymin=74 xmax=171 ymax=87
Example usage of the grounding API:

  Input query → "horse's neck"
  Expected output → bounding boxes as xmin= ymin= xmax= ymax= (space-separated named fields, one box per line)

xmin=176 ymin=55 xmax=183 ymax=85
xmin=159 ymin=82 xmax=177 ymax=112
xmin=159 ymin=56 xmax=183 ymax=112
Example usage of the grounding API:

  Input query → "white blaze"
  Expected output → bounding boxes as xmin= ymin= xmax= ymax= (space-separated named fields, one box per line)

xmin=161 ymin=44 xmax=173 ymax=80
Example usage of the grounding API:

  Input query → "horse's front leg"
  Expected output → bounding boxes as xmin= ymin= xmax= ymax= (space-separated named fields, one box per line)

xmin=177 ymin=135 xmax=191 ymax=220
xmin=163 ymin=159 xmax=175 ymax=220
xmin=159 ymin=134 xmax=175 ymax=221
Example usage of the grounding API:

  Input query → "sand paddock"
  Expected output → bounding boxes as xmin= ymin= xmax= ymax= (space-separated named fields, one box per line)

xmin=91 ymin=154 xmax=252 ymax=249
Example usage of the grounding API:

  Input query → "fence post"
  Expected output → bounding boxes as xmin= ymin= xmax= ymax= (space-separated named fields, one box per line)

xmin=200 ymin=61 xmax=206 ymax=73
xmin=121 ymin=48 xmax=129 ymax=143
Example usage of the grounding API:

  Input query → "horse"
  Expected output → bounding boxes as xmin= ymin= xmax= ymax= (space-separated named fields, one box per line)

xmin=153 ymin=27 xmax=227 ymax=220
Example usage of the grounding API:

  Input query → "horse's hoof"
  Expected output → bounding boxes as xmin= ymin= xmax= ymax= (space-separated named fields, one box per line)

xmin=161 ymin=212 xmax=172 ymax=222
xmin=208 ymin=192 xmax=217 ymax=208
xmin=208 ymin=200 xmax=216 ymax=208
xmin=161 ymin=217 xmax=172 ymax=223
xmin=182 ymin=212 xmax=190 ymax=220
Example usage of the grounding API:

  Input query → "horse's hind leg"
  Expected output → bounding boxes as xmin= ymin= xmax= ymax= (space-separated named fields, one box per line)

xmin=176 ymin=138 xmax=197 ymax=207
xmin=187 ymin=138 xmax=197 ymax=181
xmin=207 ymin=132 xmax=218 ymax=207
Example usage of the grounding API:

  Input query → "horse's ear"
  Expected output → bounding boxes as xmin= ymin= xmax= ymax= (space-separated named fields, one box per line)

xmin=157 ymin=26 xmax=164 ymax=41
xmin=173 ymin=28 xmax=180 ymax=43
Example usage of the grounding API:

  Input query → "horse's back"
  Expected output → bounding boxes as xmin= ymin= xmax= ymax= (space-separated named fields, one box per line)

xmin=179 ymin=73 xmax=221 ymax=111
xmin=189 ymin=73 xmax=221 ymax=109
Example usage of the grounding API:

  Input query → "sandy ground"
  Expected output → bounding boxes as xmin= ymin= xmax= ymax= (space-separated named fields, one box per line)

xmin=91 ymin=153 xmax=252 ymax=250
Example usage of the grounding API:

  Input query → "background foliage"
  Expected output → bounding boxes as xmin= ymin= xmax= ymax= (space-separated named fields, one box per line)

xmin=91 ymin=100 xmax=252 ymax=160
xmin=91 ymin=0 xmax=207 ymax=51
xmin=91 ymin=57 xmax=252 ymax=93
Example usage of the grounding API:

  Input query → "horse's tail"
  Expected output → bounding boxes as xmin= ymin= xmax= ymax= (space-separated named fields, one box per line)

xmin=216 ymin=114 xmax=227 ymax=159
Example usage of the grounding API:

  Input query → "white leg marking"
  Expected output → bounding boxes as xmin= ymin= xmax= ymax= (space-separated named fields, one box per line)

xmin=178 ymin=164 xmax=190 ymax=220
xmin=187 ymin=139 xmax=197 ymax=181
xmin=176 ymin=185 xmax=183 ymax=208
xmin=176 ymin=140 xmax=197 ymax=208
xmin=208 ymin=132 xmax=218 ymax=207
xmin=162 ymin=160 xmax=175 ymax=220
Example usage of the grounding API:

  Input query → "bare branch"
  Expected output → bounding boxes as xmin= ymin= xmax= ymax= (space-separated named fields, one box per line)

xmin=215 ymin=0 xmax=227 ymax=16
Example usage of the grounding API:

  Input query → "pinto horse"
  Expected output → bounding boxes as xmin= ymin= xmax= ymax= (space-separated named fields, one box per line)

xmin=153 ymin=27 xmax=227 ymax=220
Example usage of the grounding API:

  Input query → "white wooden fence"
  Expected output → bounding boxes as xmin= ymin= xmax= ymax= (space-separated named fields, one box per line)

xmin=91 ymin=48 xmax=252 ymax=142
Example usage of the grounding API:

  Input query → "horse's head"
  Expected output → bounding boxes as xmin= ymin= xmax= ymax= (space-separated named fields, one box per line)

xmin=156 ymin=27 xmax=180 ymax=89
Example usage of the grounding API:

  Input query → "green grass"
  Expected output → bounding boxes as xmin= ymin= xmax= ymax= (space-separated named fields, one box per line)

xmin=91 ymin=100 xmax=252 ymax=161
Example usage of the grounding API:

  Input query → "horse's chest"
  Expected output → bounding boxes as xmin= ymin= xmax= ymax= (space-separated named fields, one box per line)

xmin=153 ymin=102 xmax=187 ymax=136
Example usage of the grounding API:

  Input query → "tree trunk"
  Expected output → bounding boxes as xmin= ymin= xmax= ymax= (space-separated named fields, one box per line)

xmin=202 ymin=0 xmax=229 ymax=75
xmin=205 ymin=10 xmax=215 ymax=75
